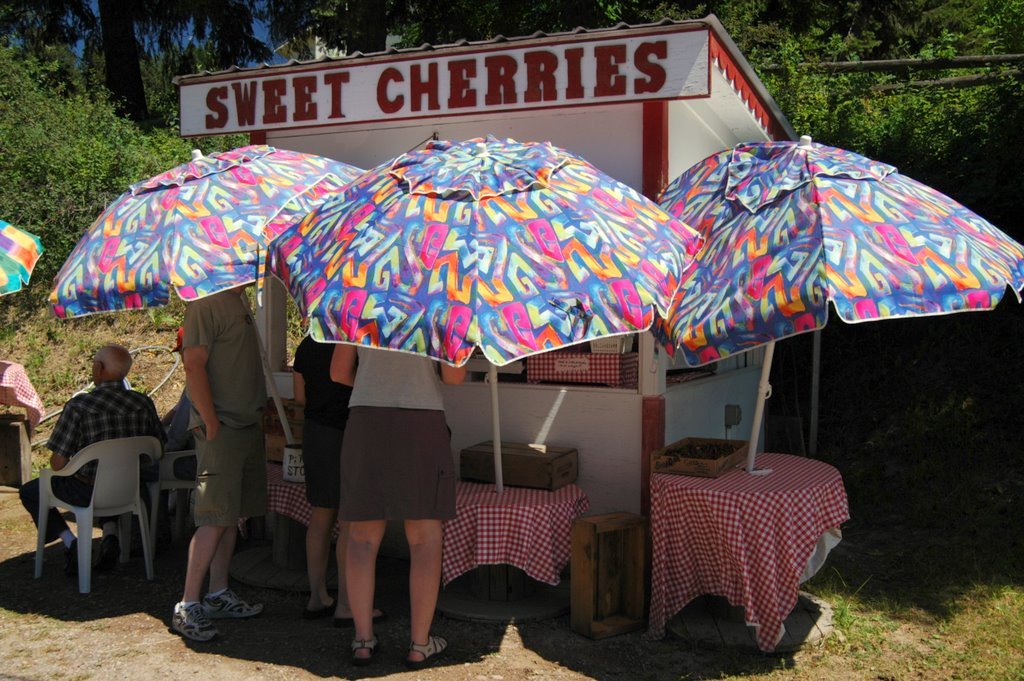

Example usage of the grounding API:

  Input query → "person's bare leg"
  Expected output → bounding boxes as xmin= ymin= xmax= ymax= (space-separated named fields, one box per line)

xmin=206 ymin=525 xmax=237 ymax=594
xmin=346 ymin=519 xmax=386 ymax=660
xmin=182 ymin=524 xmax=228 ymax=602
xmin=405 ymin=518 xmax=443 ymax=663
xmin=306 ymin=507 xmax=336 ymax=610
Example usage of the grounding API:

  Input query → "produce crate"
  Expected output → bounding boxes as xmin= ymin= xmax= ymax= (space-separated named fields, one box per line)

xmin=650 ymin=437 xmax=748 ymax=478
xmin=571 ymin=512 xmax=647 ymax=639
xmin=527 ymin=351 xmax=638 ymax=388
xmin=589 ymin=335 xmax=634 ymax=354
xmin=263 ymin=399 xmax=303 ymax=463
xmin=460 ymin=440 xmax=578 ymax=490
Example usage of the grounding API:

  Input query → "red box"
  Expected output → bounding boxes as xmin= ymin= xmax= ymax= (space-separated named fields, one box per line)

xmin=527 ymin=351 xmax=638 ymax=388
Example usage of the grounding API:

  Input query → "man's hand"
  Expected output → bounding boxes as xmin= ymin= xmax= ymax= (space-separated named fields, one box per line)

xmin=183 ymin=344 xmax=219 ymax=441
xmin=193 ymin=420 xmax=220 ymax=442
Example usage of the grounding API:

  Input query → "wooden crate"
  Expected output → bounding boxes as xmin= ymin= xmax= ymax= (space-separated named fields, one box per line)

xmin=460 ymin=441 xmax=578 ymax=490
xmin=650 ymin=437 xmax=748 ymax=478
xmin=263 ymin=399 xmax=304 ymax=463
xmin=0 ymin=414 xmax=31 ymax=486
xmin=571 ymin=512 xmax=647 ymax=639
xmin=526 ymin=351 xmax=638 ymax=388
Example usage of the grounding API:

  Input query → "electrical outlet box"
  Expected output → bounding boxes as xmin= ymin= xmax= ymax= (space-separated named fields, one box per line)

xmin=724 ymin=404 xmax=742 ymax=427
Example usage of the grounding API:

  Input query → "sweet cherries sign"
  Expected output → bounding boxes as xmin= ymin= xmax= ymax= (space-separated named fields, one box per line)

xmin=178 ymin=27 xmax=711 ymax=136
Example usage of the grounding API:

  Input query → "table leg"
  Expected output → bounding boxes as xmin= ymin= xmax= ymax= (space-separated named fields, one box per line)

xmin=271 ymin=513 xmax=308 ymax=571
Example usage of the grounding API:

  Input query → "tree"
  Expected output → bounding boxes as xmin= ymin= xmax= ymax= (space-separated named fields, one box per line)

xmin=0 ymin=0 xmax=270 ymax=122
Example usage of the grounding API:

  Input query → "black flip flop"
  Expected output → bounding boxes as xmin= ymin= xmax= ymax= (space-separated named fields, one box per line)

xmin=302 ymin=600 xmax=336 ymax=620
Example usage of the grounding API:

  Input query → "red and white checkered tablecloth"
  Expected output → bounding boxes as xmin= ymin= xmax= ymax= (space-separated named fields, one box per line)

xmin=442 ymin=481 xmax=590 ymax=587
xmin=649 ymin=452 xmax=849 ymax=651
xmin=264 ymin=465 xmax=590 ymax=585
xmin=0 ymin=361 xmax=44 ymax=429
xmin=265 ymin=462 xmax=343 ymax=539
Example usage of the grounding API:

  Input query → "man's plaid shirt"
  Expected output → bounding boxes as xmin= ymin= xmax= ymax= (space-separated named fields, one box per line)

xmin=48 ymin=381 xmax=166 ymax=483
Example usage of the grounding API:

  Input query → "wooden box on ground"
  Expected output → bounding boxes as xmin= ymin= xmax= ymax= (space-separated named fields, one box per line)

xmin=460 ymin=441 xmax=578 ymax=491
xmin=571 ymin=512 xmax=647 ymax=639
xmin=470 ymin=564 xmax=539 ymax=601
xmin=262 ymin=399 xmax=304 ymax=463
xmin=0 ymin=414 xmax=31 ymax=486
xmin=650 ymin=437 xmax=748 ymax=478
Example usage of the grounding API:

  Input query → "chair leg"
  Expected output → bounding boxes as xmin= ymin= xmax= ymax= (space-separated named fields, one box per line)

xmin=136 ymin=503 xmax=154 ymax=581
xmin=147 ymin=482 xmax=161 ymax=553
xmin=173 ymin=489 xmax=190 ymax=542
xmin=118 ymin=514 xmax=132 ymax=563
xmin=76 ymin=509 xmax=94 ymax=594
xmin=35 ymin=494 xmax=49 ymax=579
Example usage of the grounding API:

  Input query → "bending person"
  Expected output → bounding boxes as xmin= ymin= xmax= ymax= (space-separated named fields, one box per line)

xmin=331 ymin=345 xmax=466 ymax=669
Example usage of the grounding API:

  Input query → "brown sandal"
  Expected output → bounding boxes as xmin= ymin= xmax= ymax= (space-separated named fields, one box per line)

xmin=405 ymin=635 xmax=447 ymax=670
xmin=350 ymin=635 xmax=378 ymax=666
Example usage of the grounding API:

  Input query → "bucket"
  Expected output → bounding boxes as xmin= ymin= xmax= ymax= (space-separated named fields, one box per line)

xmin=283 ymin=444 xmax=305 ymax=483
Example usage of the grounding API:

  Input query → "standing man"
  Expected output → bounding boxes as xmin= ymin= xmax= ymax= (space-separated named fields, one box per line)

xmin=171 ymin=287 xmax=268 ymax=642
xmin=19 ymin=344 xmax=165 ymax=576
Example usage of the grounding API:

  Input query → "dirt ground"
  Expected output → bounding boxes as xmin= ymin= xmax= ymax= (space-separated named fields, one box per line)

xmin=0 ymin=481 xmax=862 ymax=681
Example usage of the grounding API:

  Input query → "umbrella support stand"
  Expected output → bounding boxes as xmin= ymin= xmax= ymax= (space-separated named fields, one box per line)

xmin=744 ymin=341 xmax=775 ymax=475
xmin=488 ymin=363 xmax=505 ymax=494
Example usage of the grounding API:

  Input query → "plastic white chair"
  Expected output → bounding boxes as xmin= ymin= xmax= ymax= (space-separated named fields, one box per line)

xmin=148 ymin=449 xmax=197 ymax=544
xmin=34 ymin=435 xmax=163 ymax=593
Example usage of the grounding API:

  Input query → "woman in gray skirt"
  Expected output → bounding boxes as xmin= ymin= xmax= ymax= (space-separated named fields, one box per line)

xmin=331 ymin=345 xmax=466 ymax=669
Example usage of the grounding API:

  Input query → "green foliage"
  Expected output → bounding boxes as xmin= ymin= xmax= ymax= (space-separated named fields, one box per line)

xmin=0 ymin=46 xmax=249 ymax=296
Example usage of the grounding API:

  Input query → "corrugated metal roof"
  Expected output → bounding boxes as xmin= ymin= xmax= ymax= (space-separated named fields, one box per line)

xmin=174 ymin=17 xmax=717 ymax=84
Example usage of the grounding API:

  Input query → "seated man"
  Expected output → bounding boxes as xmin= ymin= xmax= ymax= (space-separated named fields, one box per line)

xmin=19 ymin=344 xmax=166 ymax=576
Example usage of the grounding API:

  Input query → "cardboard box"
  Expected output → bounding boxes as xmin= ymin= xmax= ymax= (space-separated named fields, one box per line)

xmin=460 ymin=440 xmax=578 ymax=490
xmin=571 ymin=512 xmax=647 ymax=639
xmin=527 ymin=351 xmax=638 ymax=388
xmin=650 ymin=437 xmax=748 ymax=478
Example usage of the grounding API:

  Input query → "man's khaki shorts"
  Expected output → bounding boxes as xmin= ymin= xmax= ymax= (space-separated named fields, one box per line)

xmin=193 ymin=423 xmax=267 ymax=527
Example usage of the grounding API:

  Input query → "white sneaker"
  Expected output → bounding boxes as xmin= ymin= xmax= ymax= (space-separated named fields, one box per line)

xmin=172 ymin=602 xmax=218 ymax=642
xmin=201 ymin=589 xmax=263 ymax=619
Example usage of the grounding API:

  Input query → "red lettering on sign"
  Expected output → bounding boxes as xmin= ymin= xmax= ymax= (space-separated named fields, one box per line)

xmin=410 ymin=63 xmax=440 ymax=112
xmin=324 ymin=72 xmax=350 ymax=119
xmin=447 ymin=59 xmax=477 ymax=108
xmin=205 ymin=87 xmax=229 ymax=128
xmin=634 ymin=41 xmax=667 ymax=94
xmin=377 ymin=68 xmax=404 ymax=114
xmin=262 ymin=79 xmax=287 ymax=124
xmin=293 ymin=76 xmax=317 ymax=121
xmin=594 ymin=44 xmax=627 ymax=97
xmin=564 ymin=48 xmax=584 ymax=99
xmin=484 ymin=55 xmax=518 ymax=105
xmin=231 ymin=82 xmax=257 ymax=126
xmin=523 ymin=51 xmax=558 ymax=103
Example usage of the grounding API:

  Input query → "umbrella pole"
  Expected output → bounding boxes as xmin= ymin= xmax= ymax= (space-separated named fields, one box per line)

xmin=246 ymin=306 xmax=295 ymax=446
xmin=744 ymin=340 xmax=775 ymax=473
xmin=488 ymin=362 xmax=504 ymax=494
xmin=809 ymin=330 xmax=821 ymax=457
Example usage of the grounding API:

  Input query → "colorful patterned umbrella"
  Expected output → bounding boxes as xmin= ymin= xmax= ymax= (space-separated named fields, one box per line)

xmin=50 ymin=145 xmax=363 ymax=318
xmin=657 ymin=136 xmax=1024 ymax=471
xmin=0 ymin=220 xmax=43 ymax=296
xmin=269 ymin=136 xmax=701 ymax=367
xmin=269 ymin=135 xmax=701 ymax=491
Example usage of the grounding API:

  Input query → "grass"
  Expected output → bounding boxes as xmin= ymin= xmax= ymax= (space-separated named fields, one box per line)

xmin=2 ymin=291 xmax=1024 ymax=679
